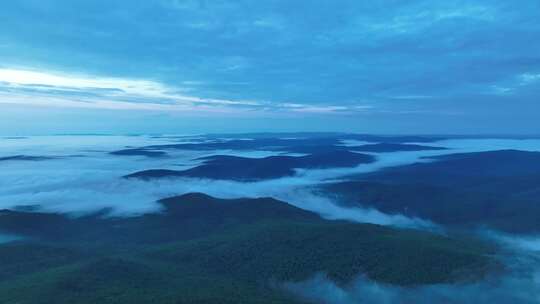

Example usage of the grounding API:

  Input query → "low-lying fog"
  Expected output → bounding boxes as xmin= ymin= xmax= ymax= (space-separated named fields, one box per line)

xmin=2 ymin=135 xmax=540 ymax=303
xmin=1 ymin=136 xmax=540 ymax=223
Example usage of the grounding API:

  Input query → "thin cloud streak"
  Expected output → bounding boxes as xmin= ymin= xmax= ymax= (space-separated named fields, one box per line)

xmin=0 ymin=68 xmax=372 ymax=115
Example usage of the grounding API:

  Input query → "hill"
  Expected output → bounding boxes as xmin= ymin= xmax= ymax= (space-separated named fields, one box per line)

xmin=125 ymin=151 xmax=375 ymax=181
xmin=326 ymin=150 xmax=540 ymax=233
xmin=0 ymin=193 xmax=497 ymax=303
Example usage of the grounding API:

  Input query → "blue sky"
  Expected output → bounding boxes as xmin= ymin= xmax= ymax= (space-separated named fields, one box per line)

xmin=0 ymin=0 xmax=539 ymax=135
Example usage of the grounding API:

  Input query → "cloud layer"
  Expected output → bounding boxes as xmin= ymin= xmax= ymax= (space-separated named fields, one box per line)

xmin=0 ymin=1 xmax=539 ymax=134
xmin=3 ymin=134 xmax=540 ymax=302
xmin=2 ymin=135 xmax=540 ymax=229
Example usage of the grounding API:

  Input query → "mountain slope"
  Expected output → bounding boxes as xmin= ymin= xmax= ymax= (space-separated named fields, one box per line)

xmin=327 ymin=150 xmax=540 ymax=233
xmin=125 ymin=151 xmax=375 ymax=181
xmin=0 ymin=193 xmax=498 ymax=303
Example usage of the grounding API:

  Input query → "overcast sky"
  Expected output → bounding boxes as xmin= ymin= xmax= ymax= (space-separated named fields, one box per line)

xmin=0 ymin=0 xmax=539 ymax=135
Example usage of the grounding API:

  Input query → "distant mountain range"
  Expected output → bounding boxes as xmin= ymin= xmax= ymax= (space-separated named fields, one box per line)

xmin=125 ymin=150 xmax=376 ymax=181
xmin=109 ymin=135 xmax=447 ymax=157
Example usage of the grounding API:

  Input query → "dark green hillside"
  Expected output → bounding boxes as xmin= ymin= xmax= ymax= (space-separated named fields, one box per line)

xmin=0 ymin=193 xmax=318 ymax=244
xmin=0 ymin=243 xmax=85 ymax=281
xmin=324 ymin=181 xmax=540 ymax=233
xmin=0 ymin=193 xmax=498 ymax=303
xmin=366 ymin=150 xmax=540 ymax=188
xmin=0 ymin=255 xmax=302 ymax=304
xmin=329 ymin=150 xmax=540 ymax=233
xmin=150 ymin=220 xmax=494 ymax=286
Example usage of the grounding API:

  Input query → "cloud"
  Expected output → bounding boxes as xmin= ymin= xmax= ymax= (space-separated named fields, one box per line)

xmin=0 ymin=154 xmax=434 ymax=228
xmin=0 ymin=134 xmax=455 ymax=228
xmin=362 ymin=4 xmax=496 ymax=35
xmin=0 ymin=68 xmax=263 ymax=112
xmin=0 ymin=68 xmax=374 ymax=115
xmin=482 ymin=230 xmax=540 ymax=252
xmin=2 ymin=136 xmax=540 ymax=231
xmin=0 ymin=233 xmax=21 ymax=244
xmin=519 ymin=73 xmax=540 ymax=85
xmin=0 ymin=1 xmax=539 ymax=133
xmin=1 ymin=1 xmax=538 ymax=117
xmin=4 ymin=135 xmax=540 ymax=302
xmin=284 ymin=270 xmax=540 ymax=304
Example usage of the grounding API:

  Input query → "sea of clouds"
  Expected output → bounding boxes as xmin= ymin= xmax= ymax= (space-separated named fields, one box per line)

xmin=1 ymin=135 xmax=540 ymax=225
xmin=2 ymin=135 xmax=540 ymax=303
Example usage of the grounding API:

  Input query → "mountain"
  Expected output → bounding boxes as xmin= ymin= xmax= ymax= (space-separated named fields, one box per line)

xmin=325 ymin=150 xmax=540 ymax=233
xmin=109 ymin=148 xmax=168 ymax=157
xmin=0 ymin=193 xmax=318 ymax=244
xmin=0 ymin=193 xmax=497 ymax=303
xmin=136 ymin=134 xmax=445 ymax=154
xmin=367 ymin=150 xmax=540 ymax=186
xmin=350 ymin=143 xmax=446 ymax=152
xmin=0 ymin=155 xmax=56 ymax=161
xmin=201 ymin=133 xmax=445 ymax=143
xmin=125 ymin=150 xmax=375 ymax=181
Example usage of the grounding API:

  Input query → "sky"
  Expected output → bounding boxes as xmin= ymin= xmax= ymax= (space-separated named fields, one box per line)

xmin=0 ymin=0 xmax=539 ymax=135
